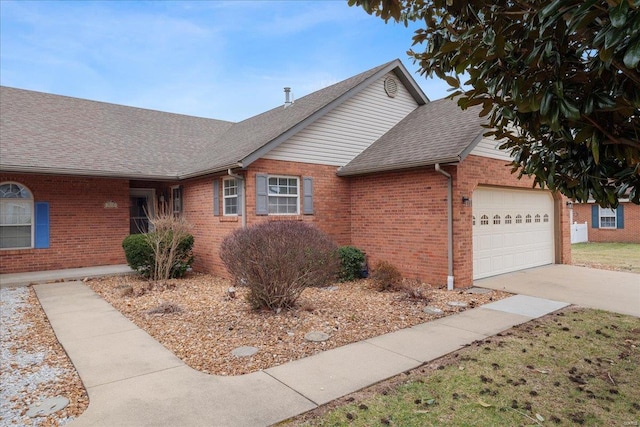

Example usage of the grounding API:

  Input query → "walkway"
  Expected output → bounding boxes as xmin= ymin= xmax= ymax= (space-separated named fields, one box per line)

xmin=34 ymin=281 xmax=567 ymax=426
xmin=0 ymin=264 xmax=133 ymax=288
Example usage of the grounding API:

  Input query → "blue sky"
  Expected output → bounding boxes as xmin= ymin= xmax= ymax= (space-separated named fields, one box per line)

xmin=0 ymin=1 xmax=450 ymax=122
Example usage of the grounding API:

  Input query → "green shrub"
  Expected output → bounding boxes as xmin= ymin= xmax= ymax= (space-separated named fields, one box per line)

xmin=338 ymin=246 xmax=366 ymax=282
xmin=370 ymin=260 xmax=403 ymax=292
xmin=122 ymin=232 xmax=194 ymax=279
xmin=219 ymin=221 xmax=340 ymax=311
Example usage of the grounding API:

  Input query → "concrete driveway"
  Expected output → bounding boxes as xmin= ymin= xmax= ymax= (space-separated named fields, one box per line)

xmin=475 ymin=264 xmax=640 ymax=317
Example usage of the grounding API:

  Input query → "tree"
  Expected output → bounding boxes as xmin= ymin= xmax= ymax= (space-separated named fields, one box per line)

xmin=350 ymin=0 xmax=640 ymax=207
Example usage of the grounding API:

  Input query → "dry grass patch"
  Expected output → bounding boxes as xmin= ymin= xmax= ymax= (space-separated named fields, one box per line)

xmin=86 ymin=274 xmax=509 ymax=376
xmin=285 ymin=307 xmax=640 ymax=427
xmin=572 ymin=242 xmax=640 ymax=273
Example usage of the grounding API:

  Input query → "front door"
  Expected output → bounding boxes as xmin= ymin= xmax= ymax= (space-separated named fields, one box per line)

xmin=129 ymin=189 xmax=155 ymax=234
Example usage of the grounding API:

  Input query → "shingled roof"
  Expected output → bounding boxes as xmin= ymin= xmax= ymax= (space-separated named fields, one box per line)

xmin=1 ymin=59 xmax=428 ymax=180
xmin=337 ymin=98 xmax=486 ymax=176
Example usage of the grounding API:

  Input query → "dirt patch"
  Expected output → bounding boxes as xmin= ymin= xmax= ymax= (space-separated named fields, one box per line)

xmin=86 ymin=274 xmax=510 ymax=376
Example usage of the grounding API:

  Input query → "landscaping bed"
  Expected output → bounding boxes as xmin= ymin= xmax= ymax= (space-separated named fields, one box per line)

xmin=86 ymin=274 xmax=510 ymax=376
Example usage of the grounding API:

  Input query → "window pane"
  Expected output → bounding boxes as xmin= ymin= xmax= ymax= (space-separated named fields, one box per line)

xmin=0 ymin=183 xmax=32 ymax=199
xmin=0 ymin=201 xmax=32 ymax=225
xmin=0 ymin=225 xmax=31 ymax=248
xmin=225 ymin=198 xmax=238 ymax=215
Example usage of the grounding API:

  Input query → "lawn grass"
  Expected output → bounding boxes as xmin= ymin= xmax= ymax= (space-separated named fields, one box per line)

xmin=572 ymin=242 xmax=640 ymax=273
xmin=288 ymin=308 xmax=640 ymax=427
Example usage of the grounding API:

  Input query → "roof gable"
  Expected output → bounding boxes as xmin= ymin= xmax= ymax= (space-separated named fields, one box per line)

xmin=337 ymin=98 xmax=487 ymax=176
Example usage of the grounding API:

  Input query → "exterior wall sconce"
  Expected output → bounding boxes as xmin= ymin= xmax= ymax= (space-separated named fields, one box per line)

xmin=566 ymin=201 xmax=574 ymax=209
xmin=462 ymin=196 xmax=472 ymax=206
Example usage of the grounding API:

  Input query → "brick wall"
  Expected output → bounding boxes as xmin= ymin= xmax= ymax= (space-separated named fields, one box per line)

xmin=572 ymin=202 xmax=640 ymax=243
xmin=0 ymin=173 xmax=129 ymax=273
xmin=182 ymin=159 xmax=351 ymax=276
xmin=350 ymin=155 xmax=571 ymax=288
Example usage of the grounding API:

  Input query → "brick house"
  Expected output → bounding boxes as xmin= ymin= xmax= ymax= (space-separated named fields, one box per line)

xmin=0 ymin=59 xmax=571 ymax=287
xmin=571 ymin=201 xmax=640 ymax=243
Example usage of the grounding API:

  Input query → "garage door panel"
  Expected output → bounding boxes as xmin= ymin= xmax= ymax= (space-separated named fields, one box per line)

xmin=473 ymin=187 xmax=554 ymax=279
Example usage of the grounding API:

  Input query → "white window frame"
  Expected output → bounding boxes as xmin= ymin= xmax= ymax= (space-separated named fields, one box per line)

xmin=268 ymin=176 xmax=299 ymax=215
xmin=599 ymin=207 xmax=617 ymax=229
xmin=170 ymin=185 xmax=182 ymax=215
xmin=0 ymin=182 xmax=34 ymax=250
xmin=223 ymin=178 xmax=238 ymax=216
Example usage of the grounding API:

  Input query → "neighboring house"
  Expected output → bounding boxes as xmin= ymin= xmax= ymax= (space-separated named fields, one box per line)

xmin=0 ymin=59 xmax=571 ymax=287
xmin=572 ymin=201 xmax=640 ymax=243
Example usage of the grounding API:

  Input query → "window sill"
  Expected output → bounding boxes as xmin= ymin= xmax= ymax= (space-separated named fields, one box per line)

xmin=219 ymin=216 xmax=239 ymax=223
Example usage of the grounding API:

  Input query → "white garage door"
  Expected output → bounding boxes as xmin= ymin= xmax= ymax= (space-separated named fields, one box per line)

xmin=473 ymin=187 xmax=554 ymax=279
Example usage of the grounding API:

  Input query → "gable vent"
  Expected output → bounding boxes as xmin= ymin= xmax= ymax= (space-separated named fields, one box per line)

xmin=384 ymin=77 xmax=398 ymax=98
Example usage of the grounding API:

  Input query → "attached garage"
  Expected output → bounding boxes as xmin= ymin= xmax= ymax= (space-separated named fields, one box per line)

xmin=473 ymin=187 xmax=555 ymax=279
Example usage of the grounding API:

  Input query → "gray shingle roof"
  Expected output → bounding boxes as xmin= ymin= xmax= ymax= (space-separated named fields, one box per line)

xmin=0 ymin=87 xmax=234 ymax=179
xmin=1 ymin=59 xmax=427 ymax=180
xmin=337 ymin=98 xmax=486 ymax=176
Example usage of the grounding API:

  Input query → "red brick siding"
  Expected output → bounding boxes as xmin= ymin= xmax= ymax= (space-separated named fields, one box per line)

xmin=572 ymin=202 xmax=640 ymax=243
xmin=0 ymin=173 xmax=129 ymax=273
xmin=182 ymin=159 xmax=351 ymax=276
xmin=350 ymin=155 xmax=571 ymax=288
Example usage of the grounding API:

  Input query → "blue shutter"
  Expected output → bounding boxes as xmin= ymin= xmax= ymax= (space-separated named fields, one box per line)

xmin=616 ymin=204 xmax=624 ymax=229
xmin=237 ymin=180 xmax=243 ymax=216
xmin=256 ymin=174 xmax=268 ymax=215
xmin=213 ymin=180 xmax=220 ymax=216
xmin=303 ymin=177 xmax=314 ymax=215
xmin=34 ymin=202 xmax=50 ymax=249
xmin=591 ymin=205 xmax=599 ymax=228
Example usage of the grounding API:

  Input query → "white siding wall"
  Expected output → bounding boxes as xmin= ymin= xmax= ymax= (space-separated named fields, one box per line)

xmin=469 ymin=137 xmax=514 ymax=161
xmin=263 ymin=73 xmax=419 ymax=166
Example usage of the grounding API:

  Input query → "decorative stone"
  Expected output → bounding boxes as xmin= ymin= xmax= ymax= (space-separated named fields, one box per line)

xmin=304 ymin=331 xmax=330 ymax=342
xmin=27 ymin=396 xmax=69 ymax=417
xmin=447 ymin=301 xmax=468 ymax=308
xmin=231 ymin=346 xmax=258 ymax=357
xmin=465 ymin=287 xmax=491 ymax=295
xmin=423 ymin=306 xmax=444 ymax=315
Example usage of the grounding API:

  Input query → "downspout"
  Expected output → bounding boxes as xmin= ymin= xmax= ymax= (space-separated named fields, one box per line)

xmin=227 ymin=169 xmax=246 ymax=228
xmin=435 ymin=163 xmax=454 ymax=290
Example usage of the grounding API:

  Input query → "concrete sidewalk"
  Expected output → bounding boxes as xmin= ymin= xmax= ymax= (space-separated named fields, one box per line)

xmin=33 ymin=281 xmax=568 ymax=427
xmin=475 ymin=264 xmax=640 ymax=317
xmin=0 ymin=264 xmax=133 ymax=288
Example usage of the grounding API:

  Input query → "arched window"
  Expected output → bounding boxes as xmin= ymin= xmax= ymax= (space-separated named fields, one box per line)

xmin=480 ymin=215 xmax=489 ymax=225
xmin=493 ymin=214 xmax=501 ymax=225
xmin=472 ymin=215 xmax=476 ymax=226
xmin=543 ymin=214 xmax=549 ymax=223
xmin=525 ymin=214 xmax=532 ymax=223
xmin=515 ymin=214 xmax=522 ymax=224
xmin=0 ymin=182 xmax=33 ymax=249
xmin=535 ymin=214 xmax=541 ymax=223
xmin=505 ymin=215 xmax=512 ymax=224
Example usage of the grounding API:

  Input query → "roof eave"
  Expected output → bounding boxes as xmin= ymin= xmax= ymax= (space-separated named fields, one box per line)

xmin=337 ymin=156 xmax=461 ymax=177
xmin=0 ymin=165 xmax=180 ymax=181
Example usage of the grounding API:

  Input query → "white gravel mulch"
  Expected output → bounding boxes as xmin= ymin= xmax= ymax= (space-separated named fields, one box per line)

xmin=0 ymin=287 xmax=88 ymax=427
xmin=86 ymin=274 xmax=511 ymax=376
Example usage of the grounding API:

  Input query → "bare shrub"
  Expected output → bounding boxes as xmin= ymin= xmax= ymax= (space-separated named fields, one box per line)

xmin=398 ymin=279 xmax=431 ymax=302
xmin=219 ymin=221 xmax=340 ymax=311
xmin=119 ymin=285 xmax=134 ymax=297
xmin=147 ymin=302 xmax=182 ymax=315
xmin=370 ymin=261 xmax=403 ymax=292
xmin=144 ymin=205 xmax=194 ymax=281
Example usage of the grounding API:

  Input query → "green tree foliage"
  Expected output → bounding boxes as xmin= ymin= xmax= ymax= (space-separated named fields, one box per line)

xmin=350 ymin=0 xmax=639 ymax=207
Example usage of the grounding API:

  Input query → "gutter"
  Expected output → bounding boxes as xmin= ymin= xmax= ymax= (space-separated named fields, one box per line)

xmin=227 ymin=168 xmax=247 ymax=228
xmin=435 ymin=163 xmax=454 ymax=290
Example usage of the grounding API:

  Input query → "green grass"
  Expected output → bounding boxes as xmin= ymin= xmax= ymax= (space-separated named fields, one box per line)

xmin=572 ymin=242 xmax=640 ymax=273
xmin=287 ymin=309 xmax=640 ymax=427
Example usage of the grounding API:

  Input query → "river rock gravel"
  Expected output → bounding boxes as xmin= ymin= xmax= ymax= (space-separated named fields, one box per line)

xmin=0 ymin=287 xmax=88 ymax=427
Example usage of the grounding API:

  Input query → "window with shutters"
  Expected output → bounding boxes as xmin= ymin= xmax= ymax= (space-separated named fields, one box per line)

xmin=268 ymin=176 xmax=299 ymax=215
xmin=223 ymin=178 xmax=238 ymax=216
xmin=0 ymin=182 xmax=33 ymax=249
xmin=599 ymin=207 xmax=617 ymax=228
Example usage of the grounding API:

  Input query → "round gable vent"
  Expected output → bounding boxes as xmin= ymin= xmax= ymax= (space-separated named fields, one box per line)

xmin=384 ymin=77 xmax=398 ymax=98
